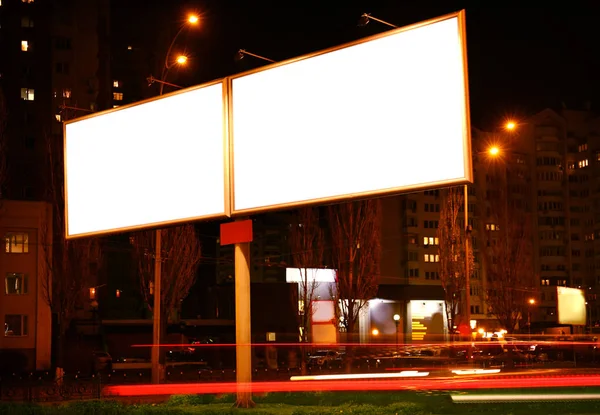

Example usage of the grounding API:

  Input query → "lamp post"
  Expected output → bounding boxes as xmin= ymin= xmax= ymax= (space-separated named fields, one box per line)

xmin=149 ymin=13 xmax=198 ymax=386
xmin=158 ymin=14 xmax=199 ymax=95
xmin=393 ymin=313 xmax=400 ymax=353
xmin=528 ymin=298 xmax=535 ymax=340
xmin=463 ymin=146 xmax=501 ymax=342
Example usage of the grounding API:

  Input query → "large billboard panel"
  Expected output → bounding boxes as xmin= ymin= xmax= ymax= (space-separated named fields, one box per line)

xmin=229 ymin=11 xmax=471 ymax=214
xmin=557 ymin=287 xmax=586 ymax=326
xmin=64 ymin=81 xmax=229 ymax=238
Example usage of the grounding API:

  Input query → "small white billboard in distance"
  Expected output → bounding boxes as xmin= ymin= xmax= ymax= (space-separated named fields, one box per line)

xmin=557 ymin=287 xmax=586 ymax=326
xmin=230 ymin=11 xmax=471 ymax=215
xmin=64 ymin=81 xmax=229 ymax=238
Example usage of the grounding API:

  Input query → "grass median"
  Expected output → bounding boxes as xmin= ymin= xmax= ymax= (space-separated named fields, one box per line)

xmin=3 ymin=389 xmax=600 ymax=414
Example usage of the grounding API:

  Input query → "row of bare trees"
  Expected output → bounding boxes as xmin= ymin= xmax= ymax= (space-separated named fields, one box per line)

xmin=437 ymin=177 xmax=536 ymax=333
xmin=289 ymin=201 xmax=382 ymax=372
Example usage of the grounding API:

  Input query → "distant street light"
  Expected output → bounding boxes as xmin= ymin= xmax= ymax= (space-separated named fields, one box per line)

xmin=358 ymin=13 xmax=398 ymax=29
xmin=234 ymin=49 xmax=275 ymax=63
xmin=393 ymin=314 xmax=400 ymax=352
xmin=527 ymin=298 xmax=536 ymax=339
xmin=505 ymin=121 xmax=517 ymax=131
xmin=464 ymin=145 xmax=502 ymax=338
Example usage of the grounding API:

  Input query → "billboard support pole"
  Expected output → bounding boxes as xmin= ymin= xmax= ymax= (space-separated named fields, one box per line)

xmin=234 ymin=240 xmax=255 ymax=408
xmin=151 ymin=229 xmax=162 ymax=384
xmin=219 ymin=219 xmax=255 ymax=408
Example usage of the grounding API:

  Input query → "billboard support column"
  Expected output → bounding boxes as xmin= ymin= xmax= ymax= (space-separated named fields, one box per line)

xmin=234 ymin=241 xmax=254 ymax=407
xmin=220 ymin=219 xmax=255 ymax=408
xmin=151 ymin=229 xmax=162 ymax=384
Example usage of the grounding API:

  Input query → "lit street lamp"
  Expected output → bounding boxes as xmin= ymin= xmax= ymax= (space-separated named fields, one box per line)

xmin=145 ymin=14 xmax=199 ymax=94
xmin=393 ymin=313 xmax=400 ymax=352
xmin=505 ymin=121 xmax=517 ymax=131
xmin=148 ymin=13 xmax=199 ymax=387
xmin=528 ymin=298 xmax=536 ymax=339
xmin=463 ymin=146 xmax=502 ymax=338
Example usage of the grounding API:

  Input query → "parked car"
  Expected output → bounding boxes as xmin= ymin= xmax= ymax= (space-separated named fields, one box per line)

xmin=308 ymin=350 xmax=343 ymax=367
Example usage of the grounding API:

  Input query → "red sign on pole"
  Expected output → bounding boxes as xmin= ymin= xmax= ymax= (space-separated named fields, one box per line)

xmin=220 ymin=220 xmax=253 ymax=246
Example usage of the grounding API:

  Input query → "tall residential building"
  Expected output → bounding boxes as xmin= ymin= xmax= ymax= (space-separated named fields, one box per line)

xmin=0 ymin=0 xmax=110 ymax=200
xmin=388 ymin=107 xmax=600 ymax=331
xmin=0 ymin=200 xmax=52 ymax=371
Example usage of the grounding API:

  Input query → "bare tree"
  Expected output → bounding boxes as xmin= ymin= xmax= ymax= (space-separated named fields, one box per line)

xmin=329 ymin=199 xmax=381 ymax=370
xmin=483 ymin=174 xmax=535 ymax=332
xmin=289 ymin=207 xmax=325 ymax=374
xmin=42 ymin=132 xmax=102 ymax=379
xmin=437 ymin=187 xmax=472 ymax=333
xmin=130 ymin=225 xmax=202 ymax=380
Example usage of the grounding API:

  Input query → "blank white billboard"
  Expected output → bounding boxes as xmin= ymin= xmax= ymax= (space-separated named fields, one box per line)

xmin=230 ymin=12 xmax=471 ymax=214
xmin=557 ymin=287 xmax=586 ymax=326
xmin=64 ymin=81 xmax=228 ymax=238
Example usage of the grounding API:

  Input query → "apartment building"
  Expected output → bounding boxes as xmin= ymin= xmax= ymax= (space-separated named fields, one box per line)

xmin=0 ymin=0 xmax=110 ymax=201
xmin=389 ymin=107 xmax=600 ymax=331
xmin=0 ymin=200 xmax=52 ymax=371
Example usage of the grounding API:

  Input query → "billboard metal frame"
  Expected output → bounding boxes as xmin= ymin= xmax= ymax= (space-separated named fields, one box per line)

xmin=63 ymin=79 xmax=232 ymax=239
xmin=63 ymin=10 xmax=471 ymax=238
xmin=227 ymin=10 xmax=472 ymax=216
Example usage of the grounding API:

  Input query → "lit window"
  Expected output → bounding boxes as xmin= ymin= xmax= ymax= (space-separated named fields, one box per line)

xmin=424 ymin=254 xmax=440 ymax=263
xmin=4 ymin=232 xmax=29 ymax=253
xmin=113 ymin=92 xmax=123 ymax=101
xmin=22 ymin=0 xmax=35 ymax=3
xmin=423 ymin=236 xmax=439 ymax=246
xmin=578 ymin=159 xmax=589 ymax=168
xmin=113 ymin=105 xmax=120 ymax=108
xmin=4 ymin=315 xmax=28 ymax=336
xmin=127 ymin=45 xmax=132 ymax=50
xmin=20 ymin=88 xmax=34 ymax=101
xmin=21 ymin=40 xmax=29 ymax=51
xmin=113 ymin=80 xmax=121 ymax=88
xmin=55 ymin=114 xmax=62 ymax=122
xmin=485 ymin=223 xmax=499 ymax=231
xmin=5 ymin=273 xmax=28 ymax=295
xmin=62 ymin=88 xmax=71 ymax=98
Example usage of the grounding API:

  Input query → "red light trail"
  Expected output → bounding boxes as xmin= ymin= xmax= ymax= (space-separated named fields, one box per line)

xmin=104 ymin=374 xmax=600 ymax=397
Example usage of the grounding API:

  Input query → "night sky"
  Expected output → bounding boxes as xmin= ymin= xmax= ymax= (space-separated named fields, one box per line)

xmin=114 ymin=1 xmax=600 ymax=129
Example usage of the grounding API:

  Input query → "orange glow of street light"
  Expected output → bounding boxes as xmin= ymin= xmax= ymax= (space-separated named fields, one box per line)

xmin=488 ymin=146 xmax=500 ymax=156
xmin=176 ymin=55 xmax=188 ymax=65
xmin=188 ymin=14 xmax=199 ymax=24
xmin=529 ymin=298 xmax=536 ymax=305
xmin=505 ymin=121 xmax=517 ymax=131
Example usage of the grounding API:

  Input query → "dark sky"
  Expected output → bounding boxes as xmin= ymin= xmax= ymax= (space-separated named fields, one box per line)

xmin=115 ymin=1 xmax=600 ymax=130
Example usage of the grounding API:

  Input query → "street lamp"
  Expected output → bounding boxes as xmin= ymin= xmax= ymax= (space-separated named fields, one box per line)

xmin=148 ymin=13 xmax=198 ymax=386
xmin=145 ymin=13 xmax=199 ymax=94
xmin=358 ymin=13 xmax=398 ymax=28
xmin=505 ymin=121 xmax=517 ymax=131
xmin=393 ymin=314 xmax=400 ymax=352
xmin=527 ymin=298 xmax=536 ymax=339
xmin=463 ymin=146 xmax=502 ymax=336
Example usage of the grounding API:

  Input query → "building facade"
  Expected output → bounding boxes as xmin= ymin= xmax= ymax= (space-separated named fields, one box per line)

xmin=0 ymin=200 xmax=52 ymax=371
